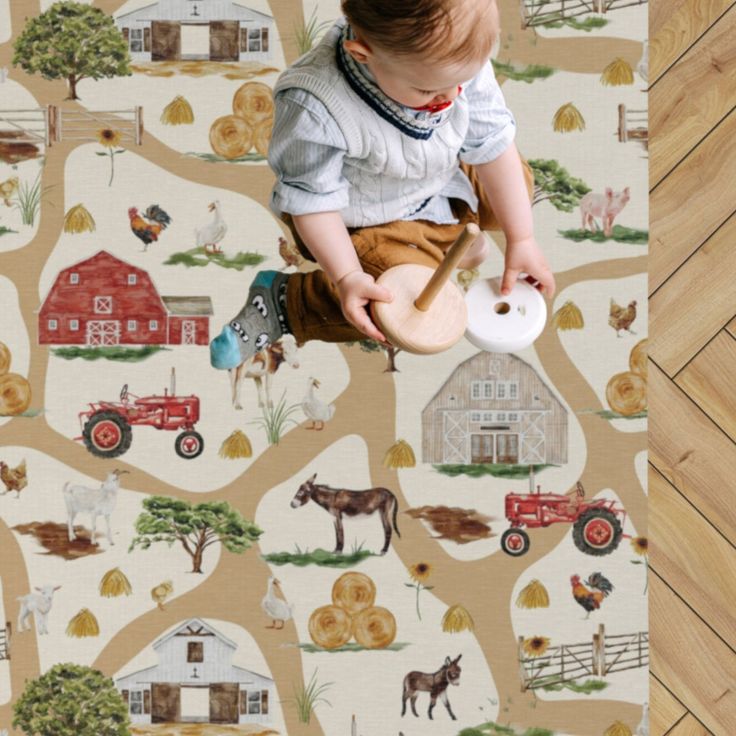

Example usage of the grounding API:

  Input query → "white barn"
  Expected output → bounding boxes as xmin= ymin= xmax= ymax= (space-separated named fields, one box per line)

xmin=115 ymin=618 xmax=274 ymax=725
xmin=115 ymin=0 xmax=274 ymax=63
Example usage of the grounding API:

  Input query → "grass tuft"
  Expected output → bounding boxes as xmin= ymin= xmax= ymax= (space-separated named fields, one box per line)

xmin=492 ymin=59 xmax=556 ymax=83
xmin=51 ymin=345 xmax=168 ymax=362
xmin=559 ymin=225 xmax=648 ymax=244
xmin=165 ymin=247 xmax=265 ymax=271
xmin=434 ymin=464 xmax=555 ymax=479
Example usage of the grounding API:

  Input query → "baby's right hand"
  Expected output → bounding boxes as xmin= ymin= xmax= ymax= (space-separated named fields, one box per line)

xmin=336 ymin=270 xmax=393 ymax=344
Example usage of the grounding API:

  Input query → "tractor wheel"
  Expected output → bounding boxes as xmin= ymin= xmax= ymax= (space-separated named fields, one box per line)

xmin=501 ymin=528 xmax=530 ymax=557
xmin=175 ymin=430 xmax=204 ymax=459
xmin=573 ymin=508 xmax=623 ymax=556
xmin=82 ymin=410 xmax=132 ymax=458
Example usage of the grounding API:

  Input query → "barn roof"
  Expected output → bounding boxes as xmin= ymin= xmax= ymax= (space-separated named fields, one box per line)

xmin=161 ymin=296 xmax=214 ymax=316
xmin=153 ymin=617 xmax=236 ymax=650
xmin=115 ymin=0 xmax=273 ymax=23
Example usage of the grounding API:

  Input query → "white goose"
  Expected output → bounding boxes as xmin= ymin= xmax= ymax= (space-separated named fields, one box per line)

xmin=195 ymin=200 xmax=227 ymax=254
xmin=261 ymin=576 xmax=293 ymax=630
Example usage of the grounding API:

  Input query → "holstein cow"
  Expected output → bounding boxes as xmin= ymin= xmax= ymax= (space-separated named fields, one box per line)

xmin=229 ymin=334 xmax=300 ymax=410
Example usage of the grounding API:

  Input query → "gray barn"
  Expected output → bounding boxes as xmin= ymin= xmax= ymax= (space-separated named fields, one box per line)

xmin=115 ymin=0 xmax=274 ymax=63
xmin=422 ymin=352 xmax=568 ymax=466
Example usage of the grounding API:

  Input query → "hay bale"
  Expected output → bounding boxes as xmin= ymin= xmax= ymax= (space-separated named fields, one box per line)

xmin=63 ymin=203 xmax=96 ymax=234
xmin=66 ymin=608 xmax=100 ymax=638
xmin=253 ymin=118 xmax=273 ymax=158
xmin=161 ymin=95 xmax=194 ymax=125
xmin=219 ymin=430 xmax=253 ymax=459
xmin=441 ymin=604 xmax=475 ymax=633
xmin=0 ymin=342 xmax=10 ymax=376
xmin=629 ymin=338 xmax=647 ymax=379
xmin=553 ymin=102 xmax=585 ymax=133
xmin=233 ymin=82 xmax=274 ymax=125
xmin=601 ymin=58 xmax=634 ymax=86
xmin=332 ymin=572 xmax=376 ymax=615
xmin=352 ymin=606 xmax=397 ymax=649
xmin=99 ymin=568 xmax=132 ymax=597
xmin=308 ymin=604 xmax=352 ymax=650
xmin=552 ymin=300 xmax=584 ymax=330
xmin=383 ymin=439 xmax=416 ymax=468
xmin=209 ymin=114 xmax=254 ymax=159
xmin=516 ymin=579 xmax=550 ymax=609
xmin=0 ymin=373 xmax=31 ymax=416
xmin=604 ymin=722 xmax=633 ymax=736
xmin=606 ymin=371 xmax=647 ymax=416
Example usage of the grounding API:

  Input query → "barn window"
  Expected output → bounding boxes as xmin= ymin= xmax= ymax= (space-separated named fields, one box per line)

xmin=48 ymin=319 xmax=58 ymax=330
xmin=187 ymin=641 xmax=204 ymax=662
xmin=471 ymin=380 xmax=494 ymax=400
xmin=509 ymin=382 xmax=518 ymax=399
xmin=69 ymin=319 xmax=79 ymax=331
xmin=248 ymin=28 xmax=262 ymax=52
xmin=70 ymin=272 xmax=79 ymax=284
xmin=483 ymin=412 xmax=493 ymax=422
xmin=127 ymin=320 xmax=137 ymax=331
xmin=497 ymin=412 xmax=506 ymax=421
xmin=94 ymin=296 xmax=112 ymax=314
xmin=130 ymin=690 xmax=143 ymax=715
xmin=248 ymin=690 xmax=263 ymax=714
xmin=128 ymin=274 xmax=137 ymax=285
xmin=471 ymin=381 xmax=481 ymax=400
xmin=509 ymin=412 xmax=519 ymax=422
xmin=149 ymin=320 xmax=158 ymax=331
xmin=497 ymin=383 xmax=506 ymax=399
xmin=130 ymin=27 xmax=143 ymax=52
xmin=470 ymin=412 xmax=481 ymax=422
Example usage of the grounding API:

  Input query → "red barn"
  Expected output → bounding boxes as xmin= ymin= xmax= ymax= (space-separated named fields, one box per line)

xmin=38 ymin=251 xmax=213 ymax=346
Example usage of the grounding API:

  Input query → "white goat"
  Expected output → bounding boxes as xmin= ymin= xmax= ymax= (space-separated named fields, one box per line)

xmin=63 ymin=469 xmax=128 ymax=546
xmin=18 ymin=585 xmax=61 ymax=635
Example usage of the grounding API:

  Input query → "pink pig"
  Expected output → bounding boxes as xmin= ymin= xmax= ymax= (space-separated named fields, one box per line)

xmin=580 ymin=187 xmax=631 ymax=237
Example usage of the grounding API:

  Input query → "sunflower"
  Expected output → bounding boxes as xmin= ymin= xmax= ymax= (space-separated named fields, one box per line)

xmin=522 ymin=636 xmax=550 ymax=658
xmin=409 ymin=562 xmax=431 ymax=583
xmin=96 ymin=128 xmax=122 ymax=148
xmin=631 ymin=536 xmax=648 ymax=556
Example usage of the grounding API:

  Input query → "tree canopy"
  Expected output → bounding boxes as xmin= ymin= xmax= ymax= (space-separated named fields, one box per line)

xmin=130 ymin=496 xmax=263 ymax=573
xmin=528 ymin=159 xmax=591 ymax=212
xmin=13 ymin=663 xmax=130 ymax=736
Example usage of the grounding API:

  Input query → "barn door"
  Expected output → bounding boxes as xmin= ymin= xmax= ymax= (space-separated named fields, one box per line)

xmin=151 ymin=683 xmax=180 ymax=723
xmin=151 ymin=21 xmax=181 ymax=61
xmin=210 ymin=683 xmax=239 ymax=723
xmin=210 ymin=21 xmax=239 ymax=61
xmin=496 ymin=434 xmax=519 ymax=464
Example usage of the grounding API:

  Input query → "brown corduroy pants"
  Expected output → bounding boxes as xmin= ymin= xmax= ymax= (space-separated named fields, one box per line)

xmin=283 ymin=160 xmax=535 ymax=344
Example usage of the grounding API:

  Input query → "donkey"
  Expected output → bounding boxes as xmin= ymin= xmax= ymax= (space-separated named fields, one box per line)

xmin=402 ymin=655 xmax=462 ymax=720
xmin=290 ymin=473 xmax=400 ymax=555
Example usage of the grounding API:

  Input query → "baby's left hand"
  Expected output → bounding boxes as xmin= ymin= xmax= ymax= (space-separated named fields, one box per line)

xmin=501 ymin=236 xmax=556 ymax=297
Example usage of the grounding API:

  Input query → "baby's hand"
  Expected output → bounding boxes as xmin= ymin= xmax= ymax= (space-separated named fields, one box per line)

xmin=501 ymin=236 xmax=556 ymax=297
xmin=336 ymin=270 xmax=393 ymax=343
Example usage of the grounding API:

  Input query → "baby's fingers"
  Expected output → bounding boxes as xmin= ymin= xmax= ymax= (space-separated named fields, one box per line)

xmin=353 ymin=308 xmax=387 ymax=344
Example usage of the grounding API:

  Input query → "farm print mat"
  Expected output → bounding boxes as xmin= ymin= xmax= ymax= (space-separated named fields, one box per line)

xmin=0 ymin=1 xmax=648 ymax=735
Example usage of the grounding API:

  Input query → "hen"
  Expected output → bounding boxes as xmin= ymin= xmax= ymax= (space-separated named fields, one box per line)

xmin=151 ymin=580 xmax=173 ymax=611
xmin=128 ymin=204 xmax=172 ymax=251
xmin=0 ymin=459 xmax=27 ymax=499
xmin=571 ymin=572 xmax=614 ymax=618
xmin=609 ymin=298 xmax=637 ymax=337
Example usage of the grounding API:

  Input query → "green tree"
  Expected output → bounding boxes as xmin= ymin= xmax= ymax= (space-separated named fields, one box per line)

xmin=348 ymin=339 xmax=402 ymax=373
xmin=12 ymin=1 xmax=131 ymax=100
xmin=528 ymin=159 xmax=591 ymax=212
xmin=13 ymin=663 xmax=130 ymax=736
xmin=129 ymin=496 xmax=263 ymax=573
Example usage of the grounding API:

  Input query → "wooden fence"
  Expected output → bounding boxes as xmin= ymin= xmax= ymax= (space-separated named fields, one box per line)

xmin=617 ymin=103 xmax=648 ymax=146
xmin=0 ymin=621 xmax=11 ymax=660
xmin=518 ymin=624 xmax=648 ymax=690
xmin=0 ymin=106 xmax=55 ymax=147
xmin=520 ymin=0 xmax=648 ymax=28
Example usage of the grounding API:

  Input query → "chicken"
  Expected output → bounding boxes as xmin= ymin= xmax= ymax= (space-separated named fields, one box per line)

xmin=0 ymin=176 xmax=18 ymax=206
xmin=0 ymin=459 xmax=27 ymax=499
xmin=302 ymin=377 xmax=335 ymax=430
xmin=609 ymin=298 xmax=637 ymax=337
xmin=195 ymin=200 xmax=227 ymax=255
xmin=128 ymin=204 xmax=172 ymax=251
xmin=570 ymin=572 xmax=614 ymax=618
xmin=151 ymin=580 xmax=173 ymax=611
xmin=279 ymin=236 xmax=304 ymax=268
xmin=261 ymin=576 xmax=293 ymax=629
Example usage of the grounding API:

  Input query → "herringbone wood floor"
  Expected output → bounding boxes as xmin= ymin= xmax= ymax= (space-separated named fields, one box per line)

xmin=650 ymin=1 xmax=736 ymax=734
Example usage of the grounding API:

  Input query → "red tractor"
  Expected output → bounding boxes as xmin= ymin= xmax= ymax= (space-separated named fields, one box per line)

xmin=75 ymin=370 xmax=203 ymax=460
xmin=501 ymin=481 xmax=626 ymax=557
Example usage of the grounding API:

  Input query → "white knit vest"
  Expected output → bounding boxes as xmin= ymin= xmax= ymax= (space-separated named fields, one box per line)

xmin=273 ymin=18 xmax=473 ymax=228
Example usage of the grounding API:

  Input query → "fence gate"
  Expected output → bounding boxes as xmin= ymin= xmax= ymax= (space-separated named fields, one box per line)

xmin=0 ymin=105 xmax=55 ymax=147
xmin=520 ymin=0 xmax=648 ymax=28
xmin=617 ymin=104 xmax=649 ymax=146
xmin=0 ymin=621 xmax=11 ymax=660
xmin=56 ymin=107 xmax=144 ymax=145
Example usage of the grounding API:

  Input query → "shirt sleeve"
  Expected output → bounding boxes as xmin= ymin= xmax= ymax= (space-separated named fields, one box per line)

xmin=459 ymin=60 xmax=517 ymax=165
xmin=268 ymin=88 xmax=350 ymax=216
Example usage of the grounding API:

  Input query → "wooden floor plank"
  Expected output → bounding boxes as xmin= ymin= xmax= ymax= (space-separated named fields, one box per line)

xmin=651 ymin=674 xmax=688 ymax=736
xmin=651 ymin=576 xmax=736 ymax=733
xmin=675 ymin=330 xmax=736 ymax=440
xmin=650 ymin=0 xmax=736 ymax=82
xmin=666 ymin=713 xmax=713 ymax=736
xmin=649 ymin=212 xmax=736 ymax=374
xmin=650 ymin=466 xmax=736 ymax=644
xmin=726 ymin=316 xmax=736 ymax=338
xmin=649 ymin=361 xmax=736 ymax=541
xmin=650 ymin=7 xmax=736 ymax=185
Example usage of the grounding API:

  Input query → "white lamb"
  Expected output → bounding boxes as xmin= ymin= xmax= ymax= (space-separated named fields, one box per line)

xmin=18 ymin=585 xmax=61 ymax=635
xmin=63 ymin=469 xmax=128 ymax=547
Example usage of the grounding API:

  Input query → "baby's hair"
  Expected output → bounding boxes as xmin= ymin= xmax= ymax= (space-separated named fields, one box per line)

xmin=341 ymin=0 xmax=499 ymax=64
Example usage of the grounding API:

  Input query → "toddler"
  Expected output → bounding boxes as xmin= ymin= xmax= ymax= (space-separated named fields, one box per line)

xmin=210 ymin=0 xmax=555 ymax=369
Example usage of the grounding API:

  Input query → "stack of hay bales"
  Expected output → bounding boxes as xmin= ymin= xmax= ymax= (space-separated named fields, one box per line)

xmin=0 ymin=340 xmax=32 ymax=416
xmin=606 ymin=338 xmax=648 ymax=416
xmin=209 ymin=82 xmax=274 ymax=159
xmin=308 ymin=572 xmax=397 ymax=650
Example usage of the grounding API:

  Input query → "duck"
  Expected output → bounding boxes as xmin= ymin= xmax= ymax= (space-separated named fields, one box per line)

xmin=195 ymin=200 xmax=227 ymax=254
xmin=261 ymin=576 xmax=293 ymax=629
xmin=302 ymin=377 xmax=335 ymax=431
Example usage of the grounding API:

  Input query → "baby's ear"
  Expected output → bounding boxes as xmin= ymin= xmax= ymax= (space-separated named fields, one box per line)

xmin=343 ymin=38 xmax=372 ymax=64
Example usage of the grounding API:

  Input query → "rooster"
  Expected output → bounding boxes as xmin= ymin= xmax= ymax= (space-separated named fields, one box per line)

xmin=128 ymin=204 xmax=172 ymax=251
xmin=0 ymin=459 xmax=27 ymax=499
xmin=570 ymin=572 xmax=614 ymax=618
xmin=609 ymin=298 xmax=637 ymax=337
